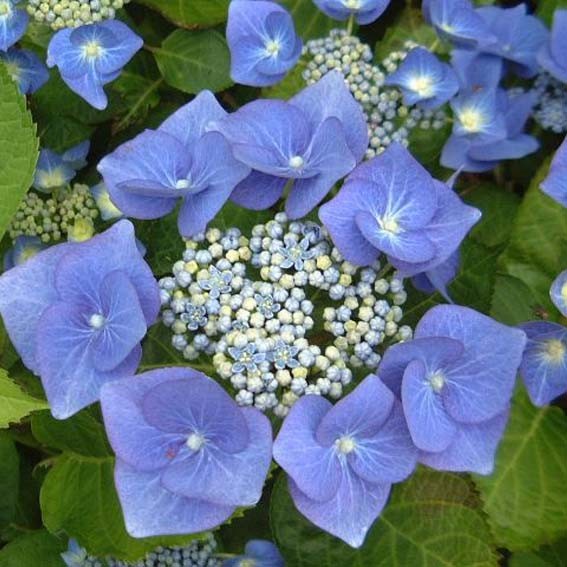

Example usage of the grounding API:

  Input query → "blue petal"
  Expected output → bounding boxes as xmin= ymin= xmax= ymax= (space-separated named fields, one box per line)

xmin=288 ymin=473 xmax=390 ymax=549
xmin=0 ymin=7 xmax=28 ymax=52
xmin=62 ymin=140 xmax=90 ymax=169
xmin=160 ymin=407 xmax=272 ymax=507
xmin=231 ymin=171 xmax=287 ymax=210
xmin=60 ymin=67 xmax=109 ymax=110
xmin=541 ymin=138 xmax=567 ymax=208
xmin=550 ymin=268 xmax=567 ymax=317
xmin=114 ymin=459 xmax=234 ymax=537
xmin=244 ymin=540 xmax=284 ymax=567
xmin=273 ymin=395 xmax=342 ymax=502
xmin=401 ymin=359 xmax=457 ymax=453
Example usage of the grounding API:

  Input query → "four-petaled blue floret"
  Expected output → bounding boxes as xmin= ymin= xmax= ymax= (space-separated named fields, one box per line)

xmin=0 ymin=0 xmax=28 ymax=52
xmin=0 ymin=47 xmax=48 ymax=94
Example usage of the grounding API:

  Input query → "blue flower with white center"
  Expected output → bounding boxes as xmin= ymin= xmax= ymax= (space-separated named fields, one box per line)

xmin=0 ymin=48 xmax=49 ymax=94
xmin=279 ymin=236 xmax=315 ymax=270
xmin=269 ymin=340 xmax=299 ymax=370
xmin=182 ymin=302 xmax=208 ymax=331
xmin=223 ymin=540 xmax=284 ymax=567
xmin=101 ymin=368 xmax=273 ymax=537
xmin=47 ymin=20 xmax=143 ymax=110
xmin=385 ymin=47 xmax=459 ymax=110
xmin=319 ymin=143 xmax=481 ymax=276
xmin=3 ymin=235 xmax=46 ymax=271
xmin=0 ymin=0 xmax=28 ymax=52
xmin=227 ymin=0 xmax=302 ymax=88
xmin=255 ymin=293 xmax=281 ymax=318
xmin=273 ymin=375 xmax=417 ymax=548
xmin=379 ymin=305 xmax=526 ymax=474
xmin=211 ymin=71 xmax=368 ymax=219
xmin=33 ymin=141 xmax=90 ymax=193
xmin=423 ymin=0 xmax=495 ymax=48
xmin=538 ymin=10 xmax=567 ymax=84
xmin=98 ymin=91 xmax=250 ymax=237
xmin=90 ymin=182 xmax=123 ymax=221
xmin=61 ymin=539 xmax=88 ymax=567
xmin=312 ymin=0 xmax=391 ymax=25
xmin=0 ymin=220 xmax=159 ymax=419
xmin=518 ymin=321 xmax=567 ymax=407
xmin=229 ymin=343 xmax=266 ymax=374
xmin=442 ymin=89 xmax=539 ymax=172
xmin=475 ymin=4 xmax=548 ymax=79
xmin=550 ymin=268 xmax=567 ymax=317
xmin=200 ymin=266 xmax=233 ymax=299
xmin=541 ymin=136 xmax=567 ymax=208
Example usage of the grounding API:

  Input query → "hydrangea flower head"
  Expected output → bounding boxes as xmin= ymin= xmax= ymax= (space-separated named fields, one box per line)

xmin=3 ymin=235 xmax=46 ymax=271
xmin=223 ymin=540 xmax=284 ymax=567
xmin=0 ymin=220 xmax=159 ymax=419
xmin=550 ymin=268 xmax=567 ymax=317
xmin=273 ymin=375 xmax=417 ymax=548
xmin=33 ymin=141 xmax=90 ymax=193
xmin=0 ymin=48 xmax=49 ymax=94
xmin=385 ymin=47 xmax=459 ymax=110
xmin=227 ymin=0 xmax=302 ymax=87
xmin=538 ymin=10 xmax=567 ymax=84
xmin=518 ymin=321 xmax=567 ymax=407
xmin=212 ymin=71 xmax=367 ymax=219
xmin=47 ymin=20 xmax=143 ymax=109
xmin=98 ymin=91 xmax=250 ymax=237
xmin=443 ymin=89 xmax=539 ymax=172
xmin=319 ymin=143 xmax=480 ymax=276
xmin=379 ymin=305 xmax=527 ymax=474
xmin=476 ymin=4 xmax=548 ymax=78
xmin=0 ymin=0 xmax=28 ymax=52
xmin=100 ymin=367 xmax=273 ymax=537
xmin=541 ymin=136 xmax=567 ymax=207
xmin=423 ymin=0 xmax=495 ymax=47
xmin=312 ymin=0 xmax=391 ymax=25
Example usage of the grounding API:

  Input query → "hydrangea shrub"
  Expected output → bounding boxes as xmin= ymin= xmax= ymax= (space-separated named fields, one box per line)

xmin=0 ymin=1 xmax=566 ymax=566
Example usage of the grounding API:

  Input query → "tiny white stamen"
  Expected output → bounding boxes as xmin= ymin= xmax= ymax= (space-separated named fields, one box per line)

xmin=560 ymin=282 xmax=567 ymax=304
xmin=459 ymin=108 xmax=485 ymax=133
xmin=429 ymin=371 xmax=445 ymax=393
xmin=335 ymin=435 xmax=356 ymax=455
xmin=289 ymin=155 xmax=305 ymax=170
xmin=175 ymin=179 xmax=191 ymax=190
xmin=542 ymin=339 xmax=566 ymax=365
xmin=408 ymin=75 xmax=434 ymax=98
xmin=265 ymin=39 xmax=281 ymax=56
xmin=0 ymin=1 xmax=12 ymax=16
xmin=83 ymin=40 xmax=103 ymax=59
xmin=343 ymin=0 xmax=361 ymax=9
xmin=186 ymin=432 xmax=206 ymax=451
xmin=89 ymin=313 xmax=106 ymax=330
xmin=378 ymin=215 xmax=401 ymax=235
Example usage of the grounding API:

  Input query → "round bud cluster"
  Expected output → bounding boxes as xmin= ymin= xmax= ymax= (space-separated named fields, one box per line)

xmin=159 ymin=213 xmax=412 ymax=417
xmin=532 ymin=72 xmax=567 ymax=134
xmin=69 ymin=534 xmax=220 ymax=567
xmin=9 ymin=184 xmax=99 ymax=244
xmin=302 ymin=29 xmax=448 ymax=159
xmin=26 ymin=0 xmax=131 ymax=30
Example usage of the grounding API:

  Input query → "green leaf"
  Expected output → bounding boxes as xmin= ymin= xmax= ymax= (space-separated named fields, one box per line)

xmin=0 ymin=63 xmax=39 ymax=241
xmin=537 ymin=0 xmax=567 ymax=25
xmin=475 ymin=388 xmax=567 ymax=551
xmin=280 ymin=0 xmax=335 ymax=40
xmin=496 ymin=161 xmax=567 ymax=322
xmin=136 ymin=0 xmax=230 ymax=27
xmin=0 ymin=432 xmax=19 ymax=530
xmin=0 ymin=530 xmax=66 ymax=567
xmin=271 ymin=468 xmax=498 ymax=566
xmin=154 ymin=29 xmax=233 ymax=94
xmin=262 ymin=62 xmax=307 ymax=100
xmin=31 ymin=410 xmax=111 ymax=458
xmin=40 ymin=454 xmax=197 ymax=561
xmin=510 ymin=538 xmax=567 ymax=567
xmin=0 ymin=369 xmax=48 ymax=429
xmin=489 ymin=275 xmax=540 ymax=326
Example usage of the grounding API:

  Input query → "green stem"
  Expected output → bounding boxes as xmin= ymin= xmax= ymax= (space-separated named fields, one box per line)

xmin=428 ymin=38 xmax=440 ymax=53
xmin=346 ymin=14 xmax=355 ymax=36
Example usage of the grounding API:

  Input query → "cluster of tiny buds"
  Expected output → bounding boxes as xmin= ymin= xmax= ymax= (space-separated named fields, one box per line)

xmin=532 ymin=72 xmax=567 ymax=134
xmin=68 ymin=535 xmax=220 ymax=567
xmin=159 ymin=213 xmax=412 ymax=417
xmin=26 ymin=0 xmax=130 ymax=30
xmin=302 ymin=30 xmax=447 ymax=158
xmin=9 ymin=184 xmax=99 ymax=243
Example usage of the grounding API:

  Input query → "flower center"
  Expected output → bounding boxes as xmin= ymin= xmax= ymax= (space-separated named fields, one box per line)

xmin=561 ymin=282 xmax=567 ymax=304
xmin=408 ymin=75 xmax=434 ymax=98
xmin=288 ymin=155 xmax=305 ymax=170
xmin=83 ymin=40 xmax=103 ymax=59
xmin=4 ymin=61 xmax=20 ymax=80
xmin=89 ymin=313 xmax=106 ymax=330
xmin=0 ymin=2 xmax=12 ymax=17
xmin=265 ymin=39 xmax=281 ymax=56
xmin=37 ymin=168 xmax=66 ymax=189
xmin=440 ymin=22 xmax=454 ymax=34
xmin=459 ymin=109 xmax=485 ymax=133
xmin=343 ymin=0 xmax=361 ymax=9
xmin=175 ymin=179 xmax=191 ymax=190
xmin=239 ymin=560 xmax=257 ymax=567
xmin=428 ymin=371 xmax=446 ymax=393
xmin=186 ymin=432 xmax=206 ymax=451
xmin=543 ymin=339 xmax=566 ymax=365
xmin=335 ymin=435 xmax=356 ymax=455
xmin=378 ymin=215 xmax=401 ymax=235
